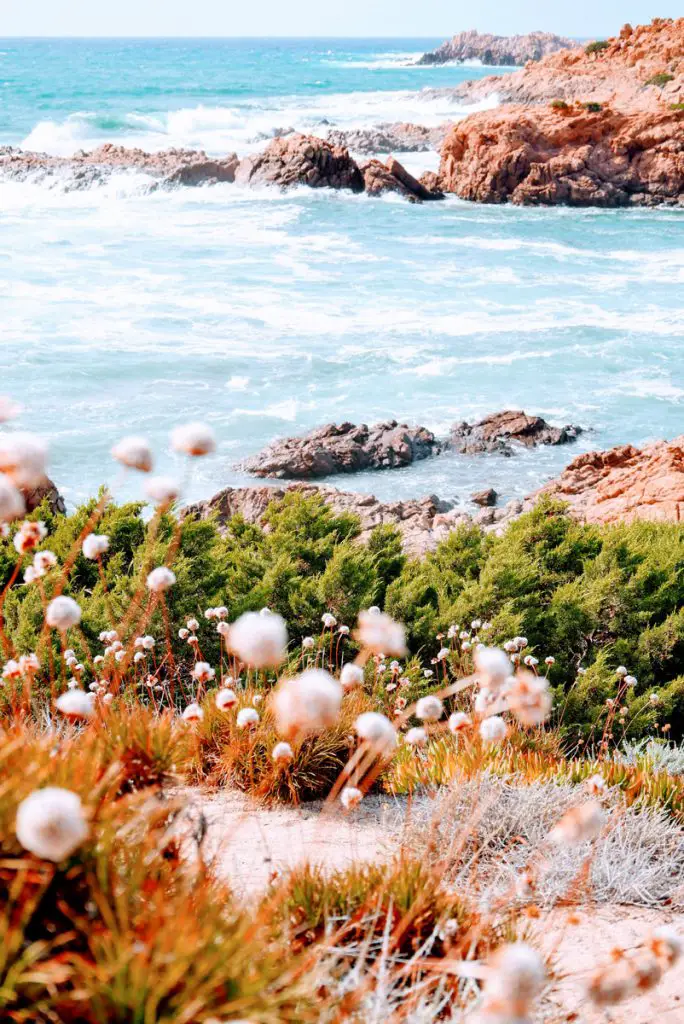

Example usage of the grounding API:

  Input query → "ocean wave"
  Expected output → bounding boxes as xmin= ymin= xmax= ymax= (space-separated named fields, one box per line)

xmin=18 ymin=88 xmax=488 ymax=159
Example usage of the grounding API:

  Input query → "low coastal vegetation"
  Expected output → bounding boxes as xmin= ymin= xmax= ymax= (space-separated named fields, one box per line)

xmin=1 ymin=415 xmax=682 ymax=1020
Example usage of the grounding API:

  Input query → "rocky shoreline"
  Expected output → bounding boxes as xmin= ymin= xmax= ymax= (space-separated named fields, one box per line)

xmin=184 ymin=432 xmax=684 ymax=557
xmin=2 ymin=19 xmax=681 ymax=208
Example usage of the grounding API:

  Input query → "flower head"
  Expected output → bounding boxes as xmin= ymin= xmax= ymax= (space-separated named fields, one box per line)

xmin=171 ymin=422 xmax=216 ymax=457
xmin=14 ymin=520 xmax=47 ymax=555
xmin=506 ymin=671 xmax=552 ymax=727
xmin=146 ymin=567 xmax=176 ymax=593
xmin=321 ymin=612 xmax=337 ymax=628
xmin=46 ymin=596 xmax=81 ymax=631
xmin=549 ymin=800 xmax=605 ymax=846
xmin=0 ymin=432 xmax=47 ymax=488
xmin=273 ymin=669 xmax=342 ymax=739
xmin=355 ymin=610 xmax=406 ymax=657
xmin=229 ymin=611 xmax=287 ymax=669
xmin=405 ymin=726 xmax=428 ymax=747
xmin=272 ymin=741 xmax=294 ymax=764
xmin=416 ymin=695 xmax=443 ymax=722
xmin=182 ymin=702 xmax=204 ymax=722
xmin=355 ymin=711 xmax=397 ymax=755
xmin=215 ymin=687 xmax=237 ymax=711
xmin=479 ymin=715 xmax=507 ymax=745
xmin=144 ymin=475 xmax=181 ymax=505
xmin=340 ymin=662 xmax=365 ymax=691
xmin=237 ymin=707 xmax=260 ymax=729
xmin=0 ymin=473 xmax=25 ymax=523
xmin=192 ymin=662 xmax=215 ymax=684
xmin=55 ymin=688 xmax=94 ymax=720
xmin=16 ymin=788 xmax=89 ymax=862
xmin=340 ymin=786 xmax=363 ymax=810
xmin=82 ymin=534 xmax=109 ymax=560
xmin=448 ymin=711 xmax=472 ymax=733
xmin=111 ymin=435 xmax=153 ymax=472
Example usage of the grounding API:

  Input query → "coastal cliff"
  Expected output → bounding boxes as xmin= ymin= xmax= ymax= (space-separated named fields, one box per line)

xmin=434 ymin=18 xmax=684 ymax=206
xmin=417 ymin=29 xmax=574 ymax=67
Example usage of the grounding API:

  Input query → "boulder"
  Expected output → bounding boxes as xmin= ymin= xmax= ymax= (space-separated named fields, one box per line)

xmin=417 ymin=29 xmax=574 ymax=67
xmin=361 ymin=157 xmax=444 ymax=202
xmin=234 ymin=134 xmax=365 ymax=192
xmin=471 ymin=487 xmax=498 ymax=506
xmin=22 ymin=477 xmax=66 ymax=516
xmin=437 ymin=105 xmax=684 ymax=207
xmin=451 ymin=411 xmax=582 ymax=454
xmin=240 ymin=421 xmax=442 ymax=479
xmin=537 ymin=436 xmax=684 ymax=524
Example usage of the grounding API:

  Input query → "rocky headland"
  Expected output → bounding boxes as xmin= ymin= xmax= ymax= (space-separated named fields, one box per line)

xmin=429 ymin=18 xmax=684 ymax=206
xmin=444 ymin=18 xmax=684 ymax=111
xmin=240 ymin=411 xmax=582 ymax=480
xmin=417 ymin=29 xmax=575 ymax=67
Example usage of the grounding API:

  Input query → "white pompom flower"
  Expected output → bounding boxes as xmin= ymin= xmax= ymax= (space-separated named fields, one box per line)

xmin=46 ymin=596 xmax=82 ymax=631
xmin=146 ymin=567 xmax=176 ymax=593
xmin=215 ymin=687 xmax=237 ymax=711
xmin=479 ymin=715 xmax=507 ymax=745
xmin=475 ymin=646 xmax=513 ymax=690
xmin=340 ymin=786 xmax=363 ymax=810
xmin=111 ymin=435 xmax=153 ymax=473
xmin=416 ymin=695 xmax=443 ymax=722
xmin=171 ymin=422 xmax=216 ymax=457
xmin=55 ymin=688 xmax=94 ymax=720
xmin=0 ymin=473 xmax=25 ymax=523
xmin=340 ymin=662 xmax=365 ymax=691
xmin=354 ymin=711 xmax=397 ymax=756
xmin=273 ymin=669 xmax=342 ymax=739
xmin=237 ymin=707 xmax=260 ymax=729
xmin=16 ymin=787 xmax=89 ymax=862
xmin=144 ymin=475 xmax=182 ymax=505
xmin=355 ymin=609 xmax=406 ymax=656
xmin=82 ymin=534 xmax=109 ymax=560
xmin=229 ymin=611 xmax=287 ymax=669
xmin=0 ymin=432 xmax=48 ymax=488
xmin=272 ymin=741 xmax=294 ymax=764
xmin=192 ymin=662 xmax=215 ymax=684
xmin=182 ymin=702 xmax=204 ymax=723
xmin=405 ymin=726 xmax=428 ymax=747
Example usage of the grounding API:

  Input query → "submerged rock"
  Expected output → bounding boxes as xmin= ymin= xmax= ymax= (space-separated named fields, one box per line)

xmin=240 ymin=421 xmax=442 ymax=479
xmin=471 ymin=488 xmax=498 ymax=507
xmin=450 ymin=411 xmax=582 ymax=454
xmin=417 ymin=29 xmax=574 ymax=67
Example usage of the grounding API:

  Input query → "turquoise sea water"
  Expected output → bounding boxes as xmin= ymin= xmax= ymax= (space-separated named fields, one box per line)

xmin=1 ymin=38 xmax=683 ymax=509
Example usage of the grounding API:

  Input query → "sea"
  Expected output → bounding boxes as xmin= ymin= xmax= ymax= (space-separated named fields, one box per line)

xmin=1 ymin=37 xmax=683 ymax=511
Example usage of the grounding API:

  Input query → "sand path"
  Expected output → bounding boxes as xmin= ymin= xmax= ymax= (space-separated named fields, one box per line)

xmin=181 ymin=789 xmax=683 ymax=1020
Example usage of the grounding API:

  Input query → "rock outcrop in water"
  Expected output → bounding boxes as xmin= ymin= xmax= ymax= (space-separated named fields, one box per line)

xmin=0 ymin=143 xmax=240 ymax=190
xmin=536 ymin=436 xmax=684 ymax=524
xmin=234 ymin=134 xmax=365 ymax=191
xmin=450 ymin=411 xmax=583 ymax=454
xmin=417 ymin=29 xmax=574 ymax=67
xmin=361 ymin=157 xmax=444 ymax=201
xmin=445 ymin=18 xmax=684 ymax=111
xmin=240 ymin=421 xmax=442 ymax=479
xmin=437 ymin=105 xmax=684 ymax=206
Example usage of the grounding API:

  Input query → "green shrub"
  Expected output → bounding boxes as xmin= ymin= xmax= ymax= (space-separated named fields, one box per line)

xmin=645 ymin=73 xmax=675 ymax=87
xmin=550 ymin=99 xmax=569 ymax=111
xmin=585 ymin=40 xmax=610 ymax=55
xmin=670 ymin=102 xmax=684 ymax=111
xmin=583 ymin=102 xmax=603 ymax=112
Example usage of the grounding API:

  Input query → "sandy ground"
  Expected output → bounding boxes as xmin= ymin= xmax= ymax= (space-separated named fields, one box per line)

xmin=182 ymin=788 xmax=396 ymax=893
xmin=181 ymin=789 xmax=683 ymax=1021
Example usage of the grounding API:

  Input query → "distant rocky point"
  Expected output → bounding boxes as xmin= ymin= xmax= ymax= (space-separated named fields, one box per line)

xmin=417 ymin=29 xmax=574 ymax=67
